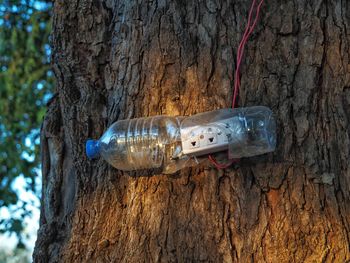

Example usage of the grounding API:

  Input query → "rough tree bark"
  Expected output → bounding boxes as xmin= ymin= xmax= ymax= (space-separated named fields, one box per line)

xmin=33 ymin=0 xmax=350 ymax=262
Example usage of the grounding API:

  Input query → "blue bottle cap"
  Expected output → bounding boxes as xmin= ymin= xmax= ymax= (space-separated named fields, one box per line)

xmin=86 ymin=139 xmax=100 ymax=159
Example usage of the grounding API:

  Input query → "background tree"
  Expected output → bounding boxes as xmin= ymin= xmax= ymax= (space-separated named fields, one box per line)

xmin=0 ymin=0 xmax=52 ymax=246
xmin=34 ymin=0 xmax=350 ymax=262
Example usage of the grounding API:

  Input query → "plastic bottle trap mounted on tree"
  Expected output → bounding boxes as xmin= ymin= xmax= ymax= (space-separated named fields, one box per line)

xmin=86 ymin=0 xmax=274 ymax=174
xmin=86 ymin=106 xmax=276 ymax=174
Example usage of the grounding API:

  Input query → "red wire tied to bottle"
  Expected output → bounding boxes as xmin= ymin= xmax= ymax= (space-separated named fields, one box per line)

xmin=209 ymin=0 xmax=264 ymax=169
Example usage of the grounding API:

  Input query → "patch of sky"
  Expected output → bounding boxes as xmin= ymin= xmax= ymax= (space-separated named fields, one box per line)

xmin=33 ymin=1 xmax=50 ymax=11
xmin=44 ymin=44 xmax=51 ymax=57
xmin=43 ymin=93 xmax=52 ymax=104
xmin=0 ymin=173 xmax=41 ymax=252
xmin=26 ymin=24 xmax=32 ymax=32
xmin=36 ymin=82 xmax=44 ymax=90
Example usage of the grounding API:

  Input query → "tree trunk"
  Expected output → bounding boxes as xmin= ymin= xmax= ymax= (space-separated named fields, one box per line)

xmin=33 ymin=0 xmax=350 ymax=262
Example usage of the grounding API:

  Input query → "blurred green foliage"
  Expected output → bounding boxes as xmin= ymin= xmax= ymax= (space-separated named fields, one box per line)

xmin=0 ymin=247 xmax=31 ymax=263
xmin=0 ymin=0 xmax=53 ymax=244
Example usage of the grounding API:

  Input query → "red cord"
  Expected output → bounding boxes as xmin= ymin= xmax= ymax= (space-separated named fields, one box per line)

xmin=208 ymin=155 xmax=233 ymax=169
xmin=209 ymin=0 xmax=264 ymax=169
xmin=233 ymin=0 xmax=264 ymax=109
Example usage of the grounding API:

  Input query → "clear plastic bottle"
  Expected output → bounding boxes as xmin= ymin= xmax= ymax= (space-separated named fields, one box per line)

xmin=86 ymin=116 xmax=192 ymax=174
xmin=86 ymin=106 xmax=276 ymax=174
